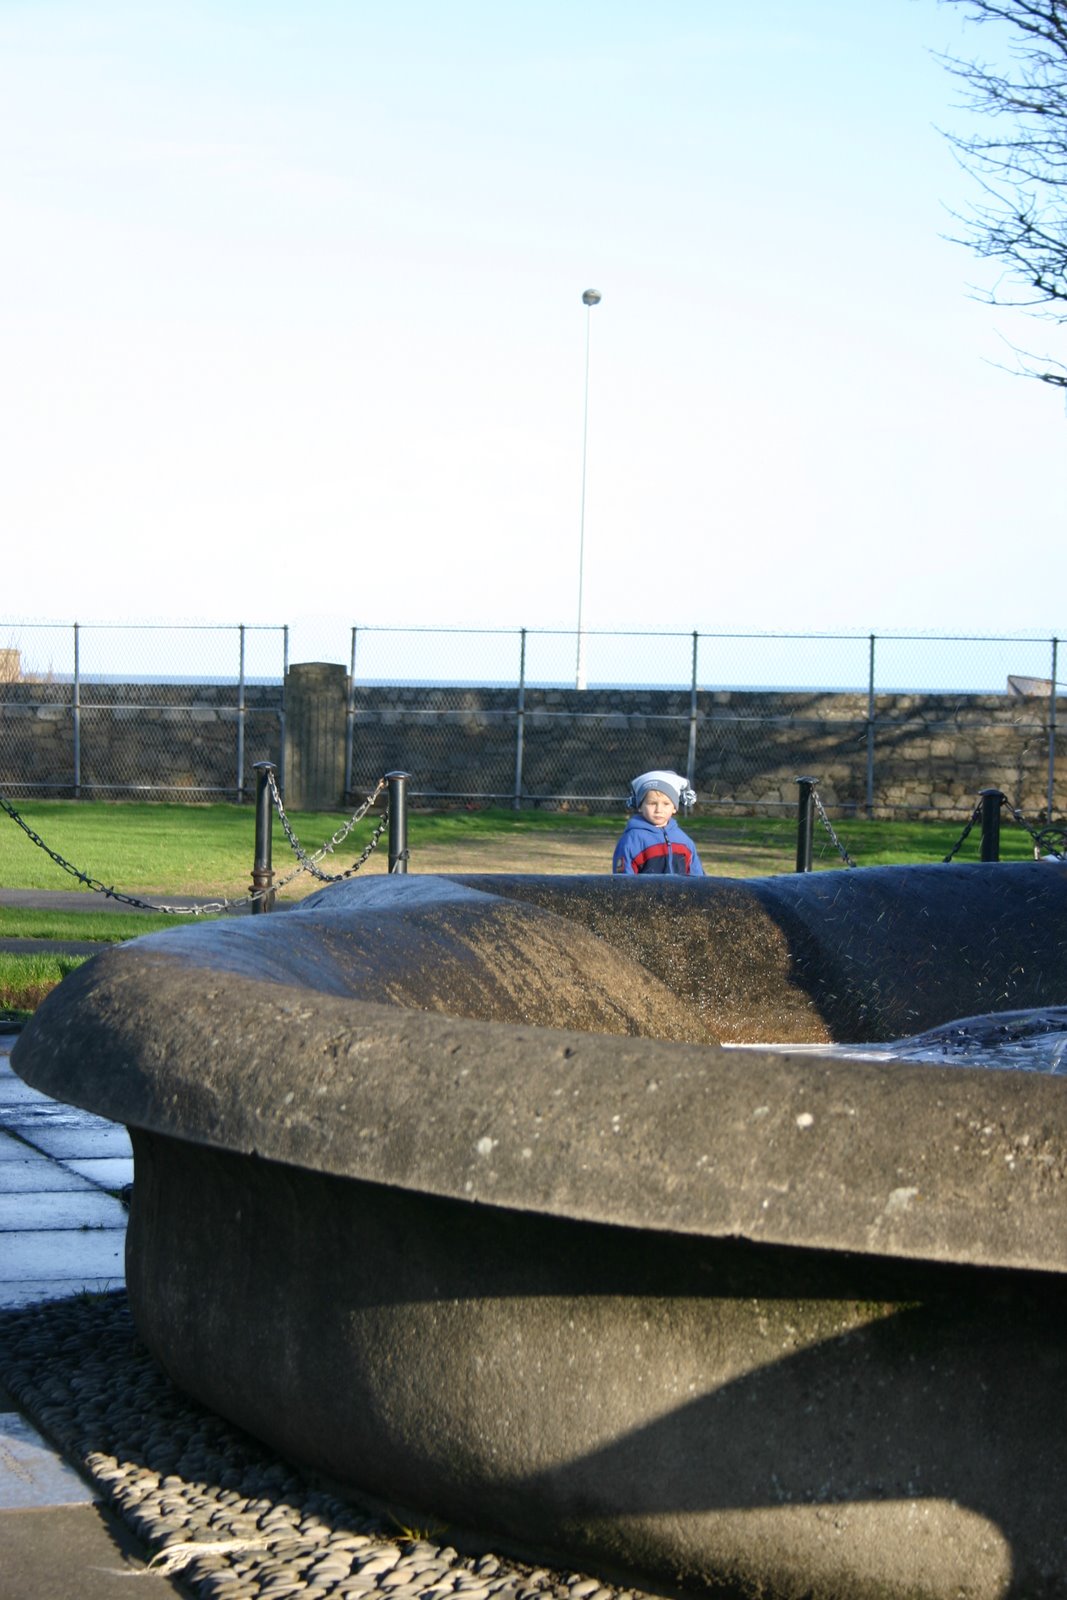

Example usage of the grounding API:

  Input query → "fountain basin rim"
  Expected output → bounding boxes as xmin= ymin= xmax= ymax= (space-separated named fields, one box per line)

xmin=13 ymin=943 xmax=1067 ymax=1276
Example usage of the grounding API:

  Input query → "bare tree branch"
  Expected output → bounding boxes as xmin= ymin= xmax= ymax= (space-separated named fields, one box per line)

xmin=940 ymin=0 xmax=1067 ymax=378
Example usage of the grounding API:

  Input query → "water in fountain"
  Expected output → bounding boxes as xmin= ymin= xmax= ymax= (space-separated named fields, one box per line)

xmin=725 ymin=1006 xmax=1067 ymax=1073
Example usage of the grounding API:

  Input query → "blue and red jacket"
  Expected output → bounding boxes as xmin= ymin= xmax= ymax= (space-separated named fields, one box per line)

xmin=612 ymin=815 xmax=705 ymax=876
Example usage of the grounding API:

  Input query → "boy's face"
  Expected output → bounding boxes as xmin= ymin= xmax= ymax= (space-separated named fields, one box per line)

xmin=638 ymin=788 xmax=676 ymax=826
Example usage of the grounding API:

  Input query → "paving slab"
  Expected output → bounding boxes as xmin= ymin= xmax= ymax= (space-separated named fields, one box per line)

xmin=0 ymin=1154 xmax=98 ymax=1193
xmin=0 ymin=1134 xmax=99 ymax=1193
xmin=0 ymin=1279 xmax=127 ymax=1311
xmin=3 ymin=1228 xmax=126 ymax=1284
xmin=0 ymin=1074 xmax=49 ymax=1108
xmin=0 ymin=1410 xmax=96 ymax=1509
xmin=11 ymin=1124 xmax=133 ymax=1161
xmin=0 ymin=1136 xmax=50 ymax=1166
xmin=0 ymin=1100 xmax=93 ymax=1133
xmin=0 ymin=1190 xmax=127 ymax=1231
xmin=64 ymin=1156 xmax=134 ymax=1190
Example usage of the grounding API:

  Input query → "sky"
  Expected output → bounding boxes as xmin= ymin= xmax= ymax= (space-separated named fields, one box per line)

xmin=2 ymin=0 xmax=1065 ymax=671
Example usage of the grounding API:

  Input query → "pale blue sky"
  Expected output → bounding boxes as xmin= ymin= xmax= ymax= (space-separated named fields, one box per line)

xmin=2 ymin=1 xmax=1063 ymax=667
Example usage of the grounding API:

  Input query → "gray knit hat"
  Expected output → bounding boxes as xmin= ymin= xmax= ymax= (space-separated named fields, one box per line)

xmin=627 ymin=769 xmax=696 ymax=814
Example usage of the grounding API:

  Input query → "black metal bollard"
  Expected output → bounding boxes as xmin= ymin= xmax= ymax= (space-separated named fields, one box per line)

xmin=795 ymin=776 xmax=817 ymax=873
xmin=251 ymin=762 xmax=277 ymax=913
xmin=386 ymin=770 xmax=411 ymax=873
xmin=978 ymin=787 xmax=1006 ymax=863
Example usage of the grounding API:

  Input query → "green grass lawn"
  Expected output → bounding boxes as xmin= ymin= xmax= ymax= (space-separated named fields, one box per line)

xmin=0 ymin=952 xmax=88 ymax=1019
xmin=0 ymin=799 xmax=286 ymax=895
xmin=0 ymin=799 xmax=1047 ymax=899
xmin=0 ymin=797 xmax=1051 ymax=1022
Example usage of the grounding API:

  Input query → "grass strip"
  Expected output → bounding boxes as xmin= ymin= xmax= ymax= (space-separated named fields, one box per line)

xmin=0 ymin=799 xmax=1045 ymax=896
xmin=0 ymin=952 xmax=89 ymax=1024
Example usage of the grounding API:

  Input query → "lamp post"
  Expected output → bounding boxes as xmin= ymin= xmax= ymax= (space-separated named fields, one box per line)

xmin=575 ymin=287 xmax=601 ymax=690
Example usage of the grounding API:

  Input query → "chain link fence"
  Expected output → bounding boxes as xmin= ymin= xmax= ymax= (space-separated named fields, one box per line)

xmin=1 ymin=622 xmax=1063 ymax=819
xmin=347 ymin=627 xmax=1065 ymax=820
xmin=0 ymin=623 xmax=287 ymax=801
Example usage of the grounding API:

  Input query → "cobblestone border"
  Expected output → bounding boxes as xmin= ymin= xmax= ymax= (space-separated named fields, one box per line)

xmin=0 ymin=1293 xmax=647 ymax=1600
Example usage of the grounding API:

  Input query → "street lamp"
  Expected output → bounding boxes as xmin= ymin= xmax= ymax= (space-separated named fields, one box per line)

xmin=575 ymin=287 xmax=601 ymax=690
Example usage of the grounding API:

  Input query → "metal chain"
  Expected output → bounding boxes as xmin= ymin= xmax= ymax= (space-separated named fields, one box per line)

xmin=1029 ymin=826 xmax=1067 ymax=860
xmin=808 ymin=785 xmax=1066 ymax=868
xmin=0 ymin=789 xmax=236 ymax=914
xmin=0 ymin=776 xmax=391 ymax=914
xmin=811 ymin=788 xmax=858 ymax=868
xmin=1001 ymin=800 xmax=1067 ymax=860
xmin=266 ymin=772 xmax=388 ymax=881
xmin=941 ymin=794 xmax=1067 ymax=862
xmin=942 ymin=801 xmax=984 ymax=864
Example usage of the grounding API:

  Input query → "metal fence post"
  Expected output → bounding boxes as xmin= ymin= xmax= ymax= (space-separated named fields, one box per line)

xmin=687 ymin=630 xmax=699 ymax=789
xmin=72 ymin=621 xmax=81 ymax=800
xmin=865 ymin=632 xmax=875 ymax=819
xmin=251 ymin=761 xmax=276 ymax=912
xmin=345 ymin=626 xmax=357 ymax=803
xmin=277 ymin=625 xmax=289 ymax=797
xmin=237 ymin=623 xmax=247 ymax=803
xmin=387 ymin=770 xmax=411 ymax=873
xmin=979 ymin=787 xmax=1006 ymax=862
xmin=795 ymin=776 xmax=817 ymax=872
xmin=513 ymin=628 xmax=526 ymax=810
xmin=1049 ymin=636 xmax=1059 ymax=822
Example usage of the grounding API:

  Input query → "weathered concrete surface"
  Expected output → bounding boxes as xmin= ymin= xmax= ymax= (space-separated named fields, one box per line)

xmin=127 ymin=1129 xmax=1067 ymax=1600
xmin=11 ymin=862 xmax=1067 ymax=1599
xmin=450 ymin=861 xmax=1067 ymax=1043
xmin=11 ymin=902 xmax=1067 ymax=1272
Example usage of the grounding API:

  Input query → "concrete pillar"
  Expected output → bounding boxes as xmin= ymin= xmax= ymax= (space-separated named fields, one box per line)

xmin=283 ymin=662 xmax=348 ymax=811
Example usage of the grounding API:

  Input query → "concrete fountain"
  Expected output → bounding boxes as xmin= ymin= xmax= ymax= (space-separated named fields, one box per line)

xmin=11 ymin=861 xmax=1067 ymax=1600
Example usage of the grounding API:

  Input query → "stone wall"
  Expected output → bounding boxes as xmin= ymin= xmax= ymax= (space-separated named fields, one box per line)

xmin=348 ymin=684 xmax=1065 ymax=820
xmin=0 ymin=681 xmax=283 ymax=799
xmin=1 ymin=678 xmax=1062 ymax=818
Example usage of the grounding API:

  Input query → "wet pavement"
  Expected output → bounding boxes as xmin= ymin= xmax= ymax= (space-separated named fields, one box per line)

xmin=0 ymin=1028 xmax=192 ymax=1597
xmin=0 ymin=1032 xmax=130 ymax=1309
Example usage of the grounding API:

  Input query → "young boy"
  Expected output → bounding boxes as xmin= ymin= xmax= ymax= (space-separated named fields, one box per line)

xmin=612 ymin=769 xmax=705 ymax=876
